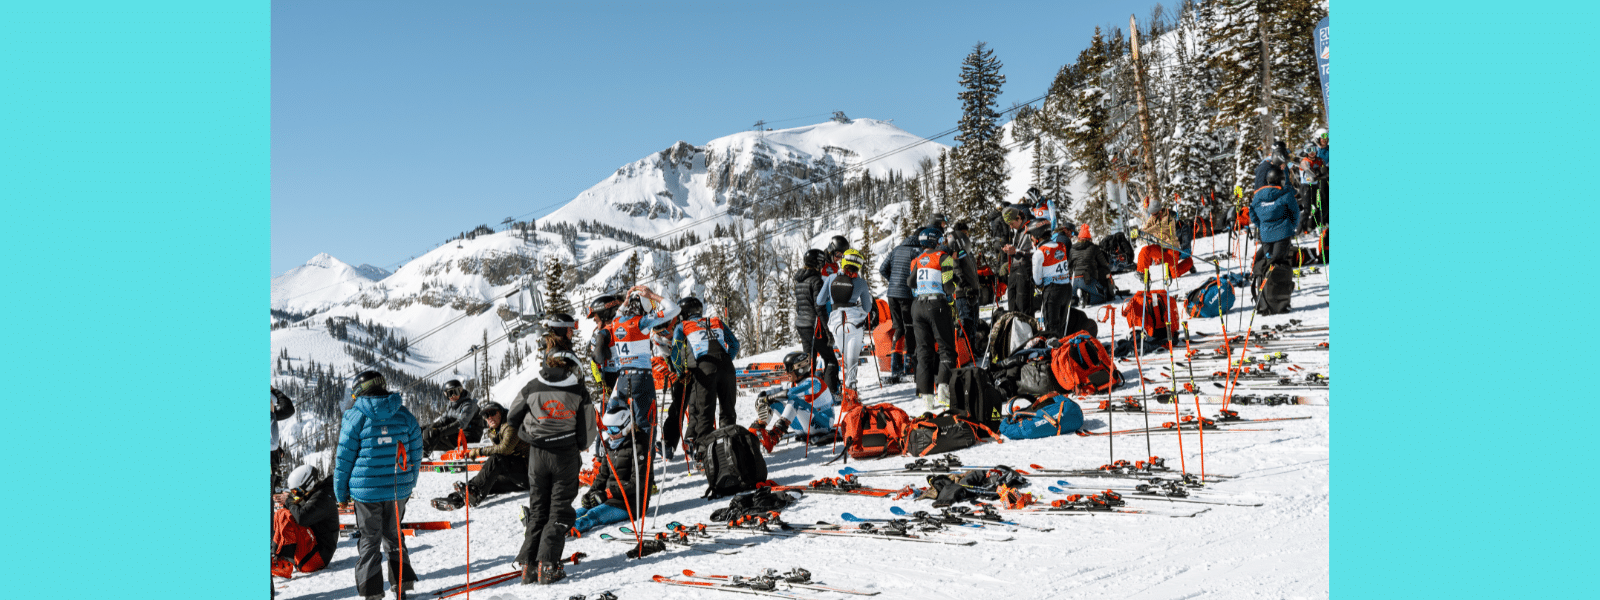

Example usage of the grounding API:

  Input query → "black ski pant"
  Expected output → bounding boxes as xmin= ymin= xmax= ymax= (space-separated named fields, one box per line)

xmin=662 ymin=379 xmax=688 ymax=455
xmin=687 ymin=356 xmax=737 ymax=449
xmin=518 ymin=445 xmax=582 ymax=566
xmin=1007 ymin=267 xmax=1035 ymax=316
xmin=886 ymin=298 xmax=916 ymax=376
xmin=796 ymin=325 xmax=841 ymax=393
xmin=911 ymin=296 xmax=957 ymax=395
xmin=1262 ymin=238 xmax=1293 ymax=267
xmin=1037 ymin=284 xmax=1074 ymax=336
xmin=468 ymin=453 xmax=530 ymax=496
xmin=352 ymin=499 xmax=416 ymax=597
xmin=422 ymin=423 xmax=483 ymax=453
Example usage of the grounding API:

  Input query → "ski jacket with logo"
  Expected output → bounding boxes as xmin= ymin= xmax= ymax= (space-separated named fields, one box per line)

xmin=1250 ymin=185 xmax=1302 ymax=244
xmin=1032 ymin=241 xmax=1072 ymax=286
xmin=605 ymin=299 xmax=680 ymax=370
xmin=334 ymin=392 xmax=422 ymax=504
xmin=673 ymin=316 xmax=740 ymax=360
xmin=911 ymin=249 xmax=956 ymax=297
xmin=878 ymin=237 xmax=923 ymax=299
xmin=507 ymin=367 xmax=594 ymax=451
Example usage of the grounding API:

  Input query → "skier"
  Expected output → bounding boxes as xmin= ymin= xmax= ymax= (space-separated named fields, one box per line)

xmin=431 ymin=401 xmax=528 ymax=510
xmin=585 ymin=295 xmax=623 ymax=393
xmin=945 ymin=224 xmax=983 ymax=323
xmin=506 ymin=350 xmax=593 ymax=585
xmin=878 ymin=233 xmax=923 ymax=384
xmin=576 ymin=402 xmax=648 ymax=535
xmin=271 ymin=463 xmax=338 ymax=578
xmin=909 ymin=228 xmax=961 ymax=411
xmin=421 ymin=379 xmax=483 ymax=454
xmin=1314 ymin=129 xmax=1329 ymax=227
xmin=1030 ymin=218 xmax=1074 ymax=336
xmin=749 ymin=351 xmax=838 ymax=451
xmin=1251 ymin=167 xmax=1302 ymax=267
xmin=821 ymin=235 xmax=850 ymax=276
xmin=334 ymin=370 xmax=422 ymax=600
xmin=604 ymin=285 xmax=680 ymax=439
xmin=673 ymin=296 xmax=742 ymax=458
xmin=794 ymin=248 xmax=842 ymax=392
xmin=1069 ymin=224 xmax=1114 ymax=305
xmin=816 ymin=249 xmax=875 ymax=408
xmin=271 ymin=387 xmax=295 ymax=490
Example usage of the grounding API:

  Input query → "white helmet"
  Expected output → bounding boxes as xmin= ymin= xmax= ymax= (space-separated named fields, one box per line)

xmin=287 ymin=464 xmax=321 ymax=492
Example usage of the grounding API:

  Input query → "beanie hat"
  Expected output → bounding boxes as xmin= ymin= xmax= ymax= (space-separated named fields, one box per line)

xmin=1077 ymin=224 xmax=1092 ymax=240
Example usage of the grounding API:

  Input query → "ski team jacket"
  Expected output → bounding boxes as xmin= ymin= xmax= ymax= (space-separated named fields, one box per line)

xmin=672 ymin=316 xmax=740 ymax=360
xmin=334 ymin=392 xmax=423 ymax=504
xmin=605 ymin=299 xmax=680 ymax=371
xmin=792 ymin=268 xmax=825 ymax=328
xmin=1032 ymin=241 xmax=1072 ymax=286
xmin=816 ymin=272 xmax=874 ymax=315
xmin=507 ymin=368 xmax=593 ymax=451
xmin=911 ymin=249 xmax=957 ymax=297
xmin=878 ymin=237 xmax=923 ymax=299
xmin=1250 ymin=185 xmax=1302 ymax=244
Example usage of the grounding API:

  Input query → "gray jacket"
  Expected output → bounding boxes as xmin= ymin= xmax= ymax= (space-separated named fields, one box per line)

xmin=507 ymin=367 xmax=595 ymax=451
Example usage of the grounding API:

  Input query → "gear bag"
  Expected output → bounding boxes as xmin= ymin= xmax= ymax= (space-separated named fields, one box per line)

xmin=999 ymin=395 xmax=1085 ymax=439
xmin=1184 ymin=277 xmax=1237 ymax=319
xmin=700 ymin=425 xmax=769 ymax=500
xmin=839 ymin=402 xmax=913 ymax=459
xmin=947 ymin=366 xmax=1007 ymax=431
xmin=1051 ymin=331 xmax=1123 ymax=394
xmin=905 ymin=409 xmax=1001 ymax=457
xmin=271 ymin=508 xmax=327 ymax=578
xmin=987 ymin=311 xmax=1041 ymax=364
xmin=1017 ymin=356 xmax=1067 ymax=396
xmin=1256 ymin=264 xmax=1294 ymax=316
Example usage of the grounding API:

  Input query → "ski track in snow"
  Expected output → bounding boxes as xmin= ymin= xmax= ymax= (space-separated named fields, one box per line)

xmin=276 ymin=231 xmax=1329 ymax=599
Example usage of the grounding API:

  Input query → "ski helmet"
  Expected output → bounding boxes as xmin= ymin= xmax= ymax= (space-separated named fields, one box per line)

xmin=802 ymin=248 xmax=828 ymax=270
xmin=930 ymin=213 xmax=951 ymax=227
xmin=839 ymin=249 xmax=865 ymax=273
xmin=587 ymin=295 xmax=621 ymax=320
xmin=1266 ymin=166 xmax=1284 ymax=187
xmin=286 ymin=464 xmax=321 ymax=492
xmin=541 ymin=312 xmax=577 ymax=331
xmin=916 ymin=227 xmax=941 ymax=248
xmin=678 ymin=296 xmax=704 ymax=319
xmin=601 ymin=404 xmax=633 ymax=446
xmin=782 ymin=351 xmax=811 ymax=374
xmin=1027 ymin=187 xmax=1043 ymax=202
xmin=444 ymin=380 xmax=465 ymax=397
xmin=826 ymin=235 xmax=850 ymax=256
xmin=352 ymin=371 xmax=387 ymax=397
xmin=479 ymin=401 xmax=506 ymax=419
xmin=1026 ymin=218 xmax=1052 ymax=240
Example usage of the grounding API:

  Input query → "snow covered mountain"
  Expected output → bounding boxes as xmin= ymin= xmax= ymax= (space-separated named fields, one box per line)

xmin=270 ymin=252 xmax=385 ymax=315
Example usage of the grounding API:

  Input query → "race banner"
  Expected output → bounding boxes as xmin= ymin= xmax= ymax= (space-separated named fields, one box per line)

xmin=1313 ymin=16 xmax=1330 ymax=125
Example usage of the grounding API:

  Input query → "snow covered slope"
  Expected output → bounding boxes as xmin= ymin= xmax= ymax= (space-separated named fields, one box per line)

xmin=271 ymin=252 xmax=384 ymax=314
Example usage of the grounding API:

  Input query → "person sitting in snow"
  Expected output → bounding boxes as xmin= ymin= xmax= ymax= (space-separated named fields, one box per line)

xmin=421 ymin=380 xmax=484 ymax=454
xmin=431 ymin=401 xmax=529 ymax=510
xmin=574 ymin=402 xmax=649 ymax=535
xmin=749 ymin=351 xmax=838 ymax=452
xmin=272 ymin=463 xmax=338 ymax=579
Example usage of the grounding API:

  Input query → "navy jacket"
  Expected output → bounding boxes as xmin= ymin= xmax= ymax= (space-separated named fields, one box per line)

xmin=1250 ymin=185 xmax=1302 ymax=244
xmin=878 ymin=237 xmax=923 ymax=299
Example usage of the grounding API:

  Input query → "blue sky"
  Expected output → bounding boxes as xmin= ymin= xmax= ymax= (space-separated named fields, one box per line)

xmin=273 ymin=0 xmax=1162 ymax=276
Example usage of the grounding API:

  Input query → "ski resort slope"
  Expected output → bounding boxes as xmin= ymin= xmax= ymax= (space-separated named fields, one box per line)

xmin=275 ymin=230 xmax=1327 ymax=600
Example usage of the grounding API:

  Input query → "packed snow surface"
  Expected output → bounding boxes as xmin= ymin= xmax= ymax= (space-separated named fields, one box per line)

xmin=275 ymin=230 xmax=1330 ymax=599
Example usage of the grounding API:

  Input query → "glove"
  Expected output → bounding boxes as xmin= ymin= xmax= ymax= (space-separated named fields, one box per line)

xmin=581 ymin=492 xmax=603 ymax=509
xmin=465 ymin=448 xmax=480 ymax=459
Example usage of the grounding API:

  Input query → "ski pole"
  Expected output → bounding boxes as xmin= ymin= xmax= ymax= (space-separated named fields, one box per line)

xmin=1099 ymin=305 xmax=1118 ymax=467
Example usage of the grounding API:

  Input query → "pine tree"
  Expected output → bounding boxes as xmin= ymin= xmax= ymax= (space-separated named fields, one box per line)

xmin=622 ymin=251 xmax=641 ymax=290
xmin=1207 ymin=0 xmax=1271 ymax=189
xmin=1269 ymin=0 xmax=1329 ymax=147
xmin=543 ymin=257 xmax=571 ymax=315
xmin=953 ymin=42 xmax=1008 ymax=251
xmin=1164 ymin=2 xmax=1226 ymax=212
xmin=1055 ymin=28 xmax=1116 ymax=231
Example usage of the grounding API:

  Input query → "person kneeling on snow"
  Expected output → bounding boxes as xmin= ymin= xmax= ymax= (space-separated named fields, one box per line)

xmin=432 ymin=401 xmax=529 ymax=511
xmin=272 ymin=463 xmax=338 ymax=579
xmin=749 ymin=351 xmax=838 ymax=452
xmin=574 ymin=402 xmax=649 ymax=535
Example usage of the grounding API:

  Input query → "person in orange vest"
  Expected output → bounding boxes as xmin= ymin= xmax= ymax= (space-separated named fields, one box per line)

xmin=1030 ymin=219 xmax=1073 ymax=336
xmin=604 ymin=286 xmax=680 ymax=443
xmin=672 ymin=296 xmax=741 ymax=460
xmin=908 ymin=228 xmax=963 ymax=411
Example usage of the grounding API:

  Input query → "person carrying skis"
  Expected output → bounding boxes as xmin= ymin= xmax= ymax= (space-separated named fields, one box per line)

xmin=1069 ymin=224 xmax=1114 ymax=305
xmin=909 ymin=228 xmax=962 ymax=411
xmin=506 ymin=349 xmax=594 ymax=585
xmin=1030 ymin=219 xmax=1073 ymax=336
xmin=272 ymin=463 xmax=338 ymax=579
xmin=749 ymin=351 xmax=838 ymax=451
xmin=271 ymin=387 xmax=295 ymax=490
xmin=1250 ymin=167 xmax=1302 ymax=267
xmin=421 ymin=379 xmax=484 ymax=454
xmin=815 ymin=249 xmax=875 ymax=409
xmin=794 ymin=248 xmax=843 ymax=392
xmin=673 ymin=295 xmax=742 ymax=458
xmin=585 ymin=295 xmax=623 ymax=394
xmin=431 ymin=401 xmax=529 ymax=510
xmin=576 ymin=401 xmax=648 ymax=535
xmin=334 ymin=371 xmax=422 ymax=600
xmin=878 ymin=233 xmax=923 ymax=384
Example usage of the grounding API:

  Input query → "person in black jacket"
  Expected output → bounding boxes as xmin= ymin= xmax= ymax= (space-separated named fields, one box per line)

xmin=1069 ymin=224 xmax=1114 ymax=305
xmin=507 ymin=350 xmax=594 ymax=585
xmin=997 ymin=205 xmax=1035 ymax=317
xmin=793 ymin=249 xmax=841 ymax=393
xmin=878 ymin=234 xmax=924 ymax=383
xmin=273 ymin=463 xmax=337 ymax=576
xmin=271 ymin=388 xmax=295 ymax=491
xmin=421 ymin=380 xmax=484 ymax=453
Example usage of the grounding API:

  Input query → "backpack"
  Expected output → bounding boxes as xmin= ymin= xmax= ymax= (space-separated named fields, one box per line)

xmin=700 ymin=425 xmax=769 ymax=499
xmin=1017 ymin=356 xmax=1067 ymax=396
xmin=869 ymin=298 xmax=899 ymax=373
xmin=271 ymin=508 xmax=327 ymax=578
xmin=947 ymin=366 xmax=1007 ymax=431
xmin=1184 ymin=277 xmax=1237 ymax=319
xmin=905 ymin=410 xmax=1001 ymax=457
xmin=839 ymin=402 xmax=913 ymax=459
xmin=987 ymin=312 xmax=1041 ymax=364
xmin=1121 ymin=290 xmax=1179 ymax=336
xmin=998 ymin=395 xmax=1085 ymax=440
xmin=1256 ymin=264 xmax=1294 ymax=316
xmin=1051 ymin=331 xmax=1124 ymax=394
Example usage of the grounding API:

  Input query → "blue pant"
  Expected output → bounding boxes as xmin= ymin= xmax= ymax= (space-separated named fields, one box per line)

xmin=574 ymin=504 xmax=630 ymax=532
xmin=611 ymin=369 xmax=657 ymax=429
xmin=1073 ymin=277 xmax=1110 ymax=305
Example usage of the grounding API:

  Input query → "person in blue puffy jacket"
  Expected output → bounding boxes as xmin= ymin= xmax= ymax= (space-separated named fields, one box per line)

xmin=334 ymin=371 xmax=422 ymax=600
xmin=1250 ymin=167 xmax=1302 ymax=266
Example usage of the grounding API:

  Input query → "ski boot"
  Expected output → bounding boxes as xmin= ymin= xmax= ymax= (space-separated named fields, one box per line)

xmin=919 ymin=394 xmax=937 ymax=413
xmin=431 ymin=493 xmax=465 ymax=511
xmin=758 ymin=418 xmax=789 ymax=453
xmin=537 ymin=561 xmax=566 ymax=584
xmin=840 ymin=388 xmax=862 ymax=414
xmin=934 ymin=383 xmax=951 ymax=410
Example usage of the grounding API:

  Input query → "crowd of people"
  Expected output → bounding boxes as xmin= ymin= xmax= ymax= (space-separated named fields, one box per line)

xmin=269 ymin=132 xmax=1329 ymax=599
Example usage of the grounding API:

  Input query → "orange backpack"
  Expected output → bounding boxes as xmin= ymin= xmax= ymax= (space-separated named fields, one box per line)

xmin=869 ymin=298 xmax=901 ymax=373
xmin=840 ymin=402 xmax=913 ymax=459
xmin=1121 ymin=290 xmax=1179 ymax=335
xmin=1050 ymin=331 xmax=1123 ymax=394
xmin=271 ymin=508 xmax=327 ymax=578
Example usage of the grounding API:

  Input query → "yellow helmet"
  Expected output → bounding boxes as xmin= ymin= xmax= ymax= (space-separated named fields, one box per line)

xmin=840 ymin=249 xmax=865 ymax=273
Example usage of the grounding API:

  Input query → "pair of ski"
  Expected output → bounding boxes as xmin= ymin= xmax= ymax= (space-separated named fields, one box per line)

xmin=1153 ymin=392 xmax=1325 ymax=406
xmin=653 ymin=570 xmax=876 ymax=598
xmin=839 ymin=511 xmax=1017 ymax=540
xmin=668 ymin=517 xmax=974 ymax=546
xmin=1045 ymin=483 xmax=1261 ymax=507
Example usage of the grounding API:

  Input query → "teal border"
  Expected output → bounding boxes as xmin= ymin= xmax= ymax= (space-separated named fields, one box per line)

xmin=1343 ymin=0 xmax=1595 ymax=597
xmin=1 ymin=2 xmax=266 ymax=597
